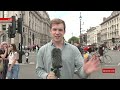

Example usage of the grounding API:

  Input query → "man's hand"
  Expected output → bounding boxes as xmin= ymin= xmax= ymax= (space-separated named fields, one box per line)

xmin=83 ymin=54 xmax=100 ymax=75
xmin=47 ymin=71 xmax=57 ymax=79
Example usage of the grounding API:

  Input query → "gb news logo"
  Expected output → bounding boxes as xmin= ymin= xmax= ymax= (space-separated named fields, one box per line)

xmin=102 ymin=68 xmax=115 ymax=73
xmin=0 ymin=17 xmax=12 ymax=23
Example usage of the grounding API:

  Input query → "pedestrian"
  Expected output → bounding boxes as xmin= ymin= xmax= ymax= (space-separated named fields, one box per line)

xmin=36 ymin=18 xmax=100 ymax=79
xmin=98 ymin=45 xmax=104 ymax=58
xmin=6 ymin=44 xmax=19 ymax=79
xmin=0 ymin=42 xmax=10 ymax=79
xmin=74 ymin=42 xmax=84 ymax=57
xmin=0 ymin=49 xmax=5 ymax=79
xmin=25 ymin=51 xmax=29 ymax=63
xmin=35 ymin=45 xmax=39 ymax=53
xmin=83 ymin=46 xmax=92 ymax=63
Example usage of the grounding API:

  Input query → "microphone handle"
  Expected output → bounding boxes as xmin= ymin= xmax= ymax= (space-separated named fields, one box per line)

xmin=51 ymin=68 xmax=60 ymax=79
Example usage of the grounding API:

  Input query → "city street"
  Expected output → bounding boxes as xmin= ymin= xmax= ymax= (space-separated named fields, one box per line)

xmin=18 ymin=52 xmax=38 ymax=79
xmin=89 ymin=50 xmax=120 ymax=79
xmin=18 ymin=50 xmax=120 ymax=79
xmin=1 ymin=11 xmax=120 ymax=79
xmin=75 ymin=50 xmax=120 ymax=79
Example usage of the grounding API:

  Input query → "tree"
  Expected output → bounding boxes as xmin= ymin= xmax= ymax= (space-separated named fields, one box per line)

xmin=68 ymin=36 xmax=79 ymax=44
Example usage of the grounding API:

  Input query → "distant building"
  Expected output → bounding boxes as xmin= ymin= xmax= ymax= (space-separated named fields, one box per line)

xmin=0 ymin=11 xmax=51 ymax=48
xmin=79 ymin=33 xmax=87 ymax=45
xmin=100 ymin=11 xmax=120 ymax=48
xmin=87 ymin=27 xmax=96 ymax=45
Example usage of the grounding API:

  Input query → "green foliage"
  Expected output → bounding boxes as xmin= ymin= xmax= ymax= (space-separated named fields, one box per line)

xmin=68 ymin=36 xmax=79 ymax=44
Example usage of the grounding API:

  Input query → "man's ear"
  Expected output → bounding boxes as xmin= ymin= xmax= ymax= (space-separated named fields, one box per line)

xmin=64 ymin=30 xmax=65 ymax=34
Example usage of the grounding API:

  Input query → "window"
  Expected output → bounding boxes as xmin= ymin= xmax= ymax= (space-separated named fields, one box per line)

xmin=23 ymin=27 xmax=24 ymax=32
xmin=114 ymin=19 xmax=116 ymax=23
xmin=4 ymin=11 xmax=8 ymax=18
xmin=117 ymin=17 xmax=118 ymax=22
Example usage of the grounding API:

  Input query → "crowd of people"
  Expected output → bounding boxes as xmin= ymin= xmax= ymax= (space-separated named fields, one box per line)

xmin=74 ymin=42 xmax=108 ymax=63
xmin=0 ymin=41 xmax=40 ymax=79
xmin=0 ymin=42 xmax=19 ymax=79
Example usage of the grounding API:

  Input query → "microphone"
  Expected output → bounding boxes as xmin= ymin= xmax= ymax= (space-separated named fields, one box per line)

xmin=51 ymin=48 xmax=62 ymax=79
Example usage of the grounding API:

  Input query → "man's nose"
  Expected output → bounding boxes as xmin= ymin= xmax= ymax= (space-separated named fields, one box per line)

xmin=56 ymin=30 xmax=60 ymax=34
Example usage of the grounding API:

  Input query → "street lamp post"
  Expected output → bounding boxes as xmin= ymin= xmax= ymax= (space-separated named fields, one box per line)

xmin=79 ymin=12 xmax=82 ymax=44
xmin=19 ymin=12 xmax=23 ymax=63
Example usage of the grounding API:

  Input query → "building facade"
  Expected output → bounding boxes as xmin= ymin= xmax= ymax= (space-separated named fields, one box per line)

xmin=79 ymin=33 xmax=87 ymax=45
xmin=87 ymin=27 xmax=96 ymax=45
xmin=100 ymin=11 xmax=120 ymax=48
xmin=0 ymin=11 xmax=51 ymax=48
xmin=97 ymin=25 xmax=102 ymax=46
xmin=95 ymin=26 xmax=101 ymax=46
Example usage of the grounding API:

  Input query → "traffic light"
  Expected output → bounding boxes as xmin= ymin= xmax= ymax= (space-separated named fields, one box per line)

xmin=8 ymin=25 xmax=16 ymax=38
xmin=112 ymin=38 xmax=115 ymax=43
xmin=80 ymin=36 xmax=83 ymax=44
xmin=83 ymin=35 xmax=86 ymax=42
xmin=17 ymin=18 xmax=22 ymax=34
xmin=11 ymin=16 xmax=16 ymax=38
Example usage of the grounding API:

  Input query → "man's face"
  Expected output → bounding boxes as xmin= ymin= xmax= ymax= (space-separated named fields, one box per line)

xmin=50 ymin=23 xmax=65 ymax=42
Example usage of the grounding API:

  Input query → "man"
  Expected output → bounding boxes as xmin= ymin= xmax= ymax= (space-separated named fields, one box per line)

xmin=74 ymin=42 xmax=83 ymax=56
xmin=35 ymin=45 xmax=39 ymax=53
xmin=36 ymin=18 xmax=100 ymax=79
xmin=83 ymin=46 xmax=92 ymax=63
xmin=98 ymin=45 xmax=103 ymax=56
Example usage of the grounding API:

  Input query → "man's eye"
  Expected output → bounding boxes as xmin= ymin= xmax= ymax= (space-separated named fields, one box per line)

xmin=59 ymin=29 xmax=63 ymax=31
xmin=53 ymin=29 xmax=57 ymax=31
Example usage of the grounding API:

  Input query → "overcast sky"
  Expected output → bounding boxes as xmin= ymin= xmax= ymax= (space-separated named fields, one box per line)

xmin=47 ymin=11 xmax=113 ymax=41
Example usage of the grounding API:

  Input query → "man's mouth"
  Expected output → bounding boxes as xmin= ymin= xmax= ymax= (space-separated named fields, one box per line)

xmin=55 ymin=36 xmax=60 ymax=39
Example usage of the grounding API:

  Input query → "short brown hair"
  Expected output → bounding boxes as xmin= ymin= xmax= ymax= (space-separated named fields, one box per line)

xmin=50 ymin=18 xmax=66 ymax=32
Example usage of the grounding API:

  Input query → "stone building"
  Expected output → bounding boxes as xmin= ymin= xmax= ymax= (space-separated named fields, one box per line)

xmin=0 ymin=11 xmax=51 ymax=48
xmin=100 ymin=11 xmax=120 ymax=48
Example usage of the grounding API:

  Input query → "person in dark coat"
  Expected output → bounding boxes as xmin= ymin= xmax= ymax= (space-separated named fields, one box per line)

xmin=98 ymin=45 xmax=104 ymax=56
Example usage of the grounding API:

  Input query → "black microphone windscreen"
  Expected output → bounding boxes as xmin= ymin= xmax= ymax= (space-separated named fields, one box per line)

xmin=51 ymin=48 xmax=62 ymax=69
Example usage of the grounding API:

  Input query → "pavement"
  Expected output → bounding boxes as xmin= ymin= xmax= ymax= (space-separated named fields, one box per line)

xmin=18 ymin=50 xmax=120 ymax=79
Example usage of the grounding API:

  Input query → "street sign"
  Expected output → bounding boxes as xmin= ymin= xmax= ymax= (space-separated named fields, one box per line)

xmin=0 ymin=18 xmax=12 ymax=23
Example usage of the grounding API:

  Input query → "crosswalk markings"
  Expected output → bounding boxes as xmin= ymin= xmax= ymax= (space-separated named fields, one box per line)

xmin=19 ymin=62 xmax=35 ymax=65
